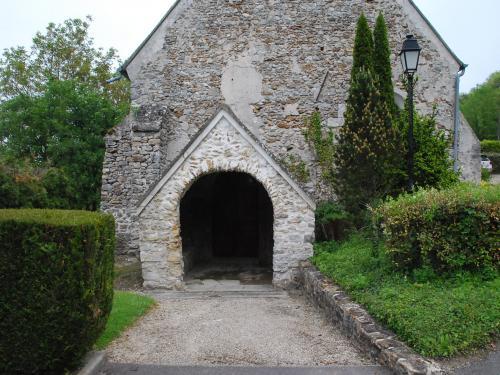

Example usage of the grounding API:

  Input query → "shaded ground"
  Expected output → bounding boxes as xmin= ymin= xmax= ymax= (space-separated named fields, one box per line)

xmin=113 ymin=260 xmax=143 ymax=291
xmin=104 ymin=288 xmax=374 ymax=367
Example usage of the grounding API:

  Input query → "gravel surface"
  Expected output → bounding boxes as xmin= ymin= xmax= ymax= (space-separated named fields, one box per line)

xmin=105 ymin=292 xmax=373 ymax=367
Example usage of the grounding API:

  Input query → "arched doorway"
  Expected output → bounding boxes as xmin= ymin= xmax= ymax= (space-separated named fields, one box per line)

xmin=180 ymin=172 xmax=274 ymax=284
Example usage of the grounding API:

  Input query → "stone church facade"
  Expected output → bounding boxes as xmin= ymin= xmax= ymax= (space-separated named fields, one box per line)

xmin=102 ymin=0 xmax=480 ymax=289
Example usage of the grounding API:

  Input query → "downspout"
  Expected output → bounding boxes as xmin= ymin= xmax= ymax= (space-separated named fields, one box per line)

xmin=106 ymin=75 xmax=123 ymax=84
xmin=453 ymin=63 xmax=468 ymax=172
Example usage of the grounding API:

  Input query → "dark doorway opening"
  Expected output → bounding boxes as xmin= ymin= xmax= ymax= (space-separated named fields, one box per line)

xmin=180 ymin=172 xmax=273 ymax=284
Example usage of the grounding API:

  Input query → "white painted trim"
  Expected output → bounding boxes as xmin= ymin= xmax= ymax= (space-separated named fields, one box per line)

xmin=137 ymin=109 xmax=315 ymax=216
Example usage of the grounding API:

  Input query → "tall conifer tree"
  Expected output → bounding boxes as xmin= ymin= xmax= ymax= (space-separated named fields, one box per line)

xmin=333 ymin=14 xmax=399 ymax=215
xmin=351 ymin=14 xmax=374 ymax=80
xmin=373 ymin=13 xmax=397 ymax=116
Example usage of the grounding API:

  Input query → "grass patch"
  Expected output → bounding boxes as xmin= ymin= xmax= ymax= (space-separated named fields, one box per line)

xmin=312 ymin=234 xmax=500 ymax=358
xmin=94 ymin=291 xmax=156 ymax=350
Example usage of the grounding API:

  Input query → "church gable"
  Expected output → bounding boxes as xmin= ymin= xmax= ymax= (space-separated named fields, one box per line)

xmin=122 ymin=0 xmax=464 ymax=81
xmin=101 ymin=0 xmax=479 ymax=267
xmin=137 ymin=107 xmax=315 ymax=217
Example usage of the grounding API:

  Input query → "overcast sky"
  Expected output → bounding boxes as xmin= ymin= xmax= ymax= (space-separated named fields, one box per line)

xmin=1 ymin=0 xmax=498 ymax=93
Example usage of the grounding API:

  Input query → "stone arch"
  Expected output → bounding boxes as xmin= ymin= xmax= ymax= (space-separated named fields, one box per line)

xmin=180 ymin=171 xmax=274 ymax=276
xmin=137 ymin=108 xmax=315 ymax=289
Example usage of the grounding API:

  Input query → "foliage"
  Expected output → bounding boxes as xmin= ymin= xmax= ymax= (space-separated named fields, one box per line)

xmin=332 ymin=14 xmax=401 ymax=216
xmin=461 ymin=71 xmax=500 ymax=141
xmin=95 ymin=291 xmax=155 ymax=350
xmin=0 ymin=17 xmax=130 ymax=210
xmin=0 ymin=79 xmax=125 ymax=210
xmin=304 ymin=111 xmax=334 ymax=186
xmin=282 ymin=154 xmax=310 ymax=184
xmin=316 ymin=201 xmax=351 ymax=224
xmin=373 ymin=13 xmax=397 ymax=117
xmin=312 ymin=234 xmax=500 ymax=358
xmin=0 ymin=158 xmax=76 ymax=209
xmin=315 ymin=201 xmax=353 ymax=241
xmin=481 ymin=140 xmax=500 ymax=153
xmin=0 ymin=209 xmax=115 ymax=373
xmin=351 ymin=14 xmax=374 ymax=79
xmin=333 ymin=67 xmax=400 ymax=214
xmin=395 ymin=106 xmax=459 ymax=190
xmin=0 ymin=16 xmax=129 ymax=107
xmin=481 ymin=168 xmax=491 ymax=182
xmin=372 ymin=183 xmax=499 ymax=273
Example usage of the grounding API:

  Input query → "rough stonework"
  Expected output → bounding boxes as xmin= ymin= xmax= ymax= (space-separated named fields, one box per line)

xmin=137 ymin=109 xmax=315 ymax=289
xmin=101 ymin=0 xmax=481 ymax=286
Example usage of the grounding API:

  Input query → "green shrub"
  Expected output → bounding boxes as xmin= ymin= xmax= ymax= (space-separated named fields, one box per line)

xmin=481 ymin=140 xmax=500 ymax=153
xmin=312 ymin=234 xmax=500 ymax=357
xmin=315 ymin=201 xmax=353 ymax=241
xmin=481 ymin=168 xmax=491 ymax=182
xmin=0 ymin=209 xmax=115 ymax=374
xmin=373 ymin=184 xmax=499 ymax=272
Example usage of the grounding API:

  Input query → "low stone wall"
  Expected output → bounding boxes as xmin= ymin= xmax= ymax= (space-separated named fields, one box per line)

xmin=298 ymin=262 xmax=443 ymax=375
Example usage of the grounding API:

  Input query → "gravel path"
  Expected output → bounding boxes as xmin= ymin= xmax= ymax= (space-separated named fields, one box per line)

xmin=105 ymin=291 xmax=373 ymax=367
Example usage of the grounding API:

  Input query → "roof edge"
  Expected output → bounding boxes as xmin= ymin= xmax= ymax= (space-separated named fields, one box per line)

xmin=136 ymin=105 xmax=316 ymax=216
xmin=407 ymin=0 xmax=466 ymax=69
xmin=119 ymin=1 xmax=466 ymax=78
xmin=119 ymin=0 xmax=183 ymax=76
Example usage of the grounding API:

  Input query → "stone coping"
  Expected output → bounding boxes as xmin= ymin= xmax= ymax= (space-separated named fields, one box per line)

xmin=298 ymin=262 xmax=444 ymax=375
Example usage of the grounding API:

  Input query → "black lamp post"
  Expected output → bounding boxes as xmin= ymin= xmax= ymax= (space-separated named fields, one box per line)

xmin=399 ymin=34 xmax=421 ymax=191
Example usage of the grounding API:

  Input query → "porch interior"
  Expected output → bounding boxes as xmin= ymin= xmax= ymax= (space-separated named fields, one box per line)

xmin=180 ymin=172 xmax=274 ymax=286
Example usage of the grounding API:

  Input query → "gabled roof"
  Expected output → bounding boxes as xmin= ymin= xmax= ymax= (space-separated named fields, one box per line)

xmin=119 ymin=0 xmax=465 ymax=78
xmin=119 ymin=0 xmax=183 ymax=78
xmin=136 ymin=106 xmax=316 ymax=216
xmin=407 ymin=0 xmax=466 ymax=69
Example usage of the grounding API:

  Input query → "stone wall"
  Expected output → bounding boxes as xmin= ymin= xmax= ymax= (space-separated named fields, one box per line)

xmin=137 ymin=110 xmax=315 ymax=289
xmin=102 ymin=0 xmax=479 ymax=258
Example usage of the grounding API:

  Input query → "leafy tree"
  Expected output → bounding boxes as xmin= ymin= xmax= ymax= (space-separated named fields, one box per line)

xmin=0 ymin=18 xmax=129 ymax=210
xmin=395 ymin=106 xmax=459 ymax=189
xmin=373 ymin=13 xmax=397 ymax=117
xmin=351 ymin=14 xmax=374 ymax=80
xmin=460 ymin=71 xmax=500 ymax=140
xmin=0 ymin=157 xmax=49 ymax=208
xmin=0 ymin=16 xmax=129 ymax=109
xmin=0 ymin=80 xmax=123 ymax=210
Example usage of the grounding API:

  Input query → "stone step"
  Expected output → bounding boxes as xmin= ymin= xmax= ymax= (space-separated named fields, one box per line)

xmin=148 ymin=289 xmax=289 ymax=300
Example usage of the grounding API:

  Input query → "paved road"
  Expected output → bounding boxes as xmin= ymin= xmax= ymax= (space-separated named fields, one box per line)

xmin=490 ymin=174 xmax=500 ymax=184
xmin=453 ymin=348 xmax=500 ymax=375
xmin=104 ymin=287 xmax=379 ymax=368
xmin=100 ymin=364 xmax=391 ymax=375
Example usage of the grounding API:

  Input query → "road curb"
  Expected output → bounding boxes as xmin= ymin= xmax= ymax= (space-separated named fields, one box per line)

xmin=75 ymin=351 xmax=106 ymax=375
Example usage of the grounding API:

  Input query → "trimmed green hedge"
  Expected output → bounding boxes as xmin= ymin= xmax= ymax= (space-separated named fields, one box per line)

xmin=481 ymin=140 xmax=500 ymax=153
xmin=0 ymin=209 xmax=115 ymax=374
xmin=373 ymin=184 xmax=499 ymax=272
